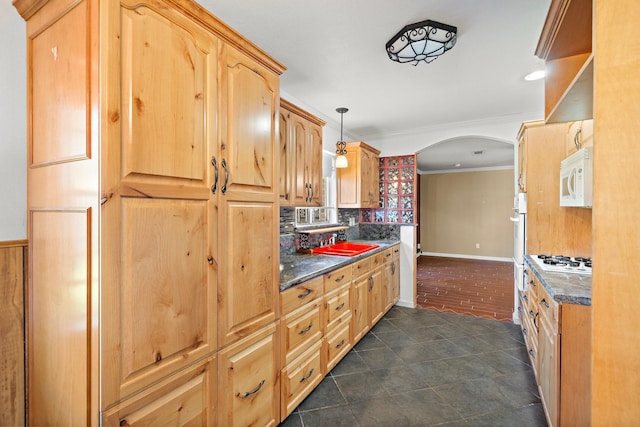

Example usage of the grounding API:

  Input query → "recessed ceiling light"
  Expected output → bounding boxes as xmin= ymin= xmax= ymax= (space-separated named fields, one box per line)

xmin=473 ymin=150 xmax=484 ymax=155
xmin=454 ymin=163 xmax=462 ymax=167
xmin=524 ymin=70 xmax=545 ymax=81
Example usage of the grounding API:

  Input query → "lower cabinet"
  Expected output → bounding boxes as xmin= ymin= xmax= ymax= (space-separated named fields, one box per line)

xmin=218 ymin=323 xmax=279 ymax=427
xmin=519 ymin=269 xmax=591 ymax=427
xmin=281 ymin=340 xmax=323 ymax=418
xmin=103 ymin=357 xmax=216 ymax=426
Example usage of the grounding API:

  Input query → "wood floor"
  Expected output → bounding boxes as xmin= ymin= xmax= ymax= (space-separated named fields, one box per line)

xmin=416 ymin=256 xmax=514 ymax=322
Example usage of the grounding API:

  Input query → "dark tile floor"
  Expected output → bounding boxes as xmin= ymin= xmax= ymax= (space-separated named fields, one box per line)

xmin=279 ymin=306 xmax=548 ymax=427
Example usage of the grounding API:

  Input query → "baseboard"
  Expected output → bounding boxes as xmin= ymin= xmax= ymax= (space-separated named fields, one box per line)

xmin=512 ymin=311 xmax=521 ymax=325
xmin=419 ymin=252 xmax=513 ymax=263
xmin=395 ymin=299 xmax=415 ymax=309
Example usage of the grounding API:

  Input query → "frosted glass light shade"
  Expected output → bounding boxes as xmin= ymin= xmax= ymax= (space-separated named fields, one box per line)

xmin=335 ymin=155 xmax=348 ymax=168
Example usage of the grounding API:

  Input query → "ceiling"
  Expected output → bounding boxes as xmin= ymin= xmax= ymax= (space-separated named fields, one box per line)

xmin=199 ymin=0 xmax=550 ymax=171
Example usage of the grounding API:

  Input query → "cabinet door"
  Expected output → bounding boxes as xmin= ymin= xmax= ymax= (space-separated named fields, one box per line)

xmin=278 ymin=108 xmax=293 ymax=205
xmin=102 ymin=0 xmax=218 ymax=406
xmin=217 ymin=43 xmax=280 ymax=347
xmin=292 ymin=113 xmax=310 ymax=206
xmin=218 ymin=324 xmax=279 ymax=427
xmin=361 ymin=148 xmax=374 ymax=207
xmin=307 ymin=122 xmax=324 ymax=206
xmin=369 ymin=268 xmax=385 ymax=326
xmin=351 ymin=275 xmax=370 ymax=344
xmin=103 ymin=357 xmax=216 ymax=427
xmin=539 ymin=315 xmax=560 ymax=427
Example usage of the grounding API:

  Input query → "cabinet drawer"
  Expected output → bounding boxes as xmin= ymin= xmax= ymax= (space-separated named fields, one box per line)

xmin=324 ymin=321 xmax=352 ymax=374
xmin=538 ymin=285 xmax=560 ymax=332
xmin=324 ymin=284 xmax=351 ymax=332
xmin=371 ymin=251 xmax=387 ymax=269
xmin=281 ymin=301 xmax=323 ymax=365
xmin=217 ymin=323 xmax=278 ymax=427
xmin=392 ymin=245 xmax=400 ymax=260
xmin=281 ymin=340 xmax=323 ymax=419
xmin=280 ymin=276 xmax=323 ymax=315
xmin=103 ymin=357 xmax=216 ymax=427
xmin=324 ymin=265 xmax=352 ymax=293
xmin=352 ymin=257 xmax=372 ymax=278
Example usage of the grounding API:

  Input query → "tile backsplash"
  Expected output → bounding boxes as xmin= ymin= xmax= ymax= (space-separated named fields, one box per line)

xmin=279 ymin=207 xmax=401 ymax=255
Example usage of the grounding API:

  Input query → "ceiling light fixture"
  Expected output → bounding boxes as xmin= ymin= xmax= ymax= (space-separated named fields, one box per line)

xmin=386 ymin=19 xmax=457 ymax=65
xmin=335 ymin=107 xmax=349 ymax=169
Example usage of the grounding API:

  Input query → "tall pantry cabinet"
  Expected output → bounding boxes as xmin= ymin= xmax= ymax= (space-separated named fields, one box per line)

xmin=12 ymin=0 xmax=284 ymax=425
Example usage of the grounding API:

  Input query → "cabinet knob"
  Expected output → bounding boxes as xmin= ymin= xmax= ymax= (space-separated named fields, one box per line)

xmin=207 ymin=256 xmax=214 ymax=265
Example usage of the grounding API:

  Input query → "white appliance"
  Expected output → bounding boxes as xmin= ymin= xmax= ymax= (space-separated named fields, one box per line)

xmin=530 ymin=254 xmax=592 ymax=276
xmin=511 ymin=193 xmax=527 ymax=294
xmin=560 ymin=146 xmax=593 ymax=207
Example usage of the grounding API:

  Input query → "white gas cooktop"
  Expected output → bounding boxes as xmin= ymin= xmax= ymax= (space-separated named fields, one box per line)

xmin=531 ymin=254 xmax=592 ymax=276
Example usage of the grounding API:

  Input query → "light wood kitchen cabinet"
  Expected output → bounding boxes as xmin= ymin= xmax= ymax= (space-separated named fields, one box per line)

xmin=279 ymin=276 xmax=324 ymax=420
xmin=280 ymin=99 xmax=325 ymax=207
xmin=337 ymin=141 xmax=381 ymax=208
xmin=520 ymin=268 xmax=591 ymax=427
xmin=13 ymin=0 xmax=284 ymax=424
xmin=218 ymin=323 xmax=280 ymax=427
xmin=537 ymin=285 xmax=560 ymax=427
xmin=384 ymin=247 xmax=401 ymax=312
xmin=536 ymin=0 xmax=592 ymax=123
xmin=517 ymin=121 xmax=592 ymax=256
xmin=103 ymin=357 xmax=216 ymax=426
xmin=565 ymin=119 xmax=593 ymax=156
xmin=351 ymin=257 xmax=373 ymax=343
xmin=216 ymin=42 xmax=281 ymax=348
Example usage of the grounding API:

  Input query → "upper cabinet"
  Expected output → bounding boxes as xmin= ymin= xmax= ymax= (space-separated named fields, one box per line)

xmin=13 ymin=0 xmax=285 ymax=424
xmin=279 ymin=99 xmax=325 ymax=207
xmin=337 ymin=141 xmax=380 ymax=208
xmin=535 ymin=0 xmax=593 ymax=123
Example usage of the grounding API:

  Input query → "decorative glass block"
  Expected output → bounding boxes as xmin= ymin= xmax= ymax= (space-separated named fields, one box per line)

xmin=388 ymin=196 xmax=398 ymax=209
xmin=388 ymin=157 xmax=399 ymax=166
xmin=387 ymin=210 xmax=399 ymax=222
xmin=379 ymin=157 xmax=385 ymax=167
xmin=402 ymin=196 xmax=413 ymax=209
xmin=379 ymin=197 xmax=385 ymax=208
xmin=375 ymin=210 xmax=385 ymax=222
xmin=379 ymin=182 xmax=384 ymax=195
xmin=402 ymin=210 xmax=414 ymax=223
xmin=379 ymin=168 xmax=385 ymax=180
xmin=401 ymin=166 xmax=414 ymax=181
xmin=401 ymin=182 xmax=413 ymax=195
xmin=387 ymin=182 xmax=399 ymax=195
xmin=388 ymin=167 xmax=399 ymax=180
xmin=402 ymin=156 xmax=415 ymax=165
xmin=361 ymin=209 xmax=372 ymax=223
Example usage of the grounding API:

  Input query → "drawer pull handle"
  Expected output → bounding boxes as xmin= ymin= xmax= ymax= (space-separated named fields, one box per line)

xmin=368 ymin=276 xmax=374 ymax=292
xmin=298 ymin=322 xmax=313 ymax=335
xmin=240 ymin=379 xmax=265 ymax=399
xmin=541 ymin=299 xmax=550 ymax=309
xmin=335 ymin=339 xmax=345 ymax=349
xmin=335 ymin=302 xmax=345 ymax=311
xmin=335 ymin=274 xmax=345 ymax=282
xmin=386 ymin=253 xmax=391 ymax=258
xmin=391 ymin=263 xmax=396 ymax=274
xmin=300 ymin=368 xmax=315 ymax=383
xmin=297 ymin=288 xmax=312 ymax=299
xmin=211 ymin=156 xmax=218 ymax=194
xmin=221 ymin=158 xmax=229 ymax=194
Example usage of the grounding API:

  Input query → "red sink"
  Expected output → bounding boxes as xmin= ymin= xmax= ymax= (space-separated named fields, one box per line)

xmin=312 ymin=242 xmax=379 ymax=257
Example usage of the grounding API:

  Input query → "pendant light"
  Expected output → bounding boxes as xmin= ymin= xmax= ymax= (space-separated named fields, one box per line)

xmin=335 ymin=107 xmax=349 ymax=169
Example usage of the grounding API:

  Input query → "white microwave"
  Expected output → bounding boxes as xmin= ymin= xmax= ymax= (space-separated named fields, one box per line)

xmin=560 ymin=147 xmax=593 ymax=208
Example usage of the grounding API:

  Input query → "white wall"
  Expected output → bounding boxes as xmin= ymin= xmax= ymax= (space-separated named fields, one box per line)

xmin=0 ymin=4 xmax=26 ymax=240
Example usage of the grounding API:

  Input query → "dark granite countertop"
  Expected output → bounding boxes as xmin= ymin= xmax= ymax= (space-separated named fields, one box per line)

xmin=525 ymin=255 xmax=591 ymax=306
xmin=280 ymin=240 xmax=400 ymax=291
